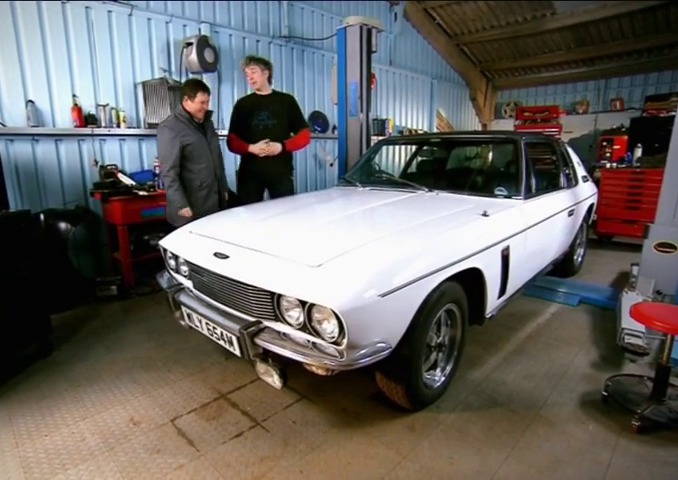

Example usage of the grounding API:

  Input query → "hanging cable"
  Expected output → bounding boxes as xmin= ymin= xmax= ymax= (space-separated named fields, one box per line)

xmin=216 ymin=68 xmax=222 ymax=130
xmin=275 ymin=33 xmax=337 ymax=42
xmin=178 ymin=45 xmax=186 ymax=82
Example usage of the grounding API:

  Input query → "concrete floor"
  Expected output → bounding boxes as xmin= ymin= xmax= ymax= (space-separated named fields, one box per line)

xmin=1 ymin=239 xmax=676 ymax=480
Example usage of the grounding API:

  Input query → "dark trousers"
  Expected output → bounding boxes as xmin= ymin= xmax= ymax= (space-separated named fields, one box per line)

xmin=237 ymin=168 xmax=295 ymax=206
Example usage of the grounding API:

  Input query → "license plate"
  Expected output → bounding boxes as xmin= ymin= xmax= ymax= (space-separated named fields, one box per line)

xmin=181 ymin=306 xmax=242 ymax=357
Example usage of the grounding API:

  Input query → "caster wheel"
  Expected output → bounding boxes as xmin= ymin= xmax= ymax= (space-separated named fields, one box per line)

xmin=631 ymin=418 xmax=645 ymax=434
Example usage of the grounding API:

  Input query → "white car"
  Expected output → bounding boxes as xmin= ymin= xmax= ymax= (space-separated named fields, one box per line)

xmin=157 ymin=131 xmax=598 ymax=411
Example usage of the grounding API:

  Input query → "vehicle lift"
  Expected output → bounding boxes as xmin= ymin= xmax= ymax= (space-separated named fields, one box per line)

xmin=617 ymin=119 xmax=678 ymax=363
xmin=336 ymin=16 xmax=384 ymax=178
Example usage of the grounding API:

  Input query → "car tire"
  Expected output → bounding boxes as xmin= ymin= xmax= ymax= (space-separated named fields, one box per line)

xmin=375 ymin=281 xmax=468 ymax=411
xmin=552 ymin=220 xmax=588 ymax=278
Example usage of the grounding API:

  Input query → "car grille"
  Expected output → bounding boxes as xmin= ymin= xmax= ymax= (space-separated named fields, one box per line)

xmin=187 ymin=263 xmax=277 ymax=322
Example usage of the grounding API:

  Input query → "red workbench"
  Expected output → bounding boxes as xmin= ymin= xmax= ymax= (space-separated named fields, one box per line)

xmin=92 ymin=190 xmax=167 ymax=290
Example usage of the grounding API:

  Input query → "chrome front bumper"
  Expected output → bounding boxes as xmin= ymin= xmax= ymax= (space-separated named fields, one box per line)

xmin=156 ymin=270 xmax=393 ymax=370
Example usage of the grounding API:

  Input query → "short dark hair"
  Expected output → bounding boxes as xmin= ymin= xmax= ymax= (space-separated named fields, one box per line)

xmin=243 ymin=55 xmax=274 ymax=85
xmin=181 ymin=78 xmax=210 ymax=101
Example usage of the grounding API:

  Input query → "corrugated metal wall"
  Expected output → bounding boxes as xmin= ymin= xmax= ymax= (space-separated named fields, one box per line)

xmin=497 ymin=70 xmax=678 ymax=115
xmin=437 ymin=81 xmax=482 ymax=131
xmin=0 ymin=0 xmax=478 ymax=213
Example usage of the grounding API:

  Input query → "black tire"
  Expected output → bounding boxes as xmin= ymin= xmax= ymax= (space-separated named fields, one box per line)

xmin=375 ymin=281 xmax=468 ymax=411
xmin=552 ymin=221 xmax=588 ymax=278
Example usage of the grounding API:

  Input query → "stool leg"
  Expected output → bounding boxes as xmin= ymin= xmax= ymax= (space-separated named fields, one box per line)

xmin=649 ymin=334 xmax=674 ymax=401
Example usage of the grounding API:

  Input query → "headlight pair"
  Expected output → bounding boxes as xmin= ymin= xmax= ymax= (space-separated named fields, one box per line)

xmin=277 ymin=295 xmax=344 ymax=344
xmin=164 ymin=249 xmax=189 ymax=277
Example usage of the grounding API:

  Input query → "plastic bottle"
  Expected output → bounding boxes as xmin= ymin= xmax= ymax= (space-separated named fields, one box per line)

xmin=26 ymin=100 xmax=40 ymax=127
xmin=71 ymin=95 xmax=85 ymax=128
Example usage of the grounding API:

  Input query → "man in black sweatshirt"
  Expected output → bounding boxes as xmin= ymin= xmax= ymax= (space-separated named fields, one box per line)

xmin=226 ymin=55 xmax=311 ymax=205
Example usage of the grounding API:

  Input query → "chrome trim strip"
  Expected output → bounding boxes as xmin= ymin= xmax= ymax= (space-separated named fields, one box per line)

xmin=378 ymin=192 xmax=598 ymax=297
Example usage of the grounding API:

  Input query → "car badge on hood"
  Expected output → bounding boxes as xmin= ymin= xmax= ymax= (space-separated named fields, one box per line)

xmin=213 ymin=252 xmax=230 ymax=260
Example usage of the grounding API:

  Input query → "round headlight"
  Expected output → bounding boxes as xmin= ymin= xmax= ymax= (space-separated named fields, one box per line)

xmin=310 ymin=305 xmax=341 ymax=343
xmin=177 ymin=257 xmax=189 ymax=277
xmin=279 ymin=295 xmax=304 ymax=328
xmin=166 ymin=251 xmax=177 ymax=271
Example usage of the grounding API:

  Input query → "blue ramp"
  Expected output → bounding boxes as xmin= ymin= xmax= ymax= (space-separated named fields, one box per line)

xmin=523 ymin=276 xmax=619 ymax=310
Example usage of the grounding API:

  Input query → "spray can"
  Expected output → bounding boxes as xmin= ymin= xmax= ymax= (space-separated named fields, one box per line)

xmin=153 ymin=157 xmax=164 ymax=190
xmin=71 ymin=95 xmax=85 ymax=128
xmin=632 ymin=144 xmax=643 ymax=163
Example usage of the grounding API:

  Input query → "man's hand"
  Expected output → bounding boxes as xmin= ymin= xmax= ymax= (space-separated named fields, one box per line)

xmin=248 ymin=139 xmax=270 ymax=157
xmin=264 ymin=142 xmax=283 ymax=156
xmin=178 ymin=207 xmax=193 ymax=218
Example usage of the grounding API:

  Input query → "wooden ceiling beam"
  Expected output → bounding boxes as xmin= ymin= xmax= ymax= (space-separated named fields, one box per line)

xmin=493 ymin=56 xmax=678 ymax=90
xmin=480 ymin=33 xmax=678 ymax=71
xmin=453 ymin=1 xmax=670 ymax=44
xmin=403 ymin=1 xmax=496 ymax=126
xmin=417 ymin=1 xmax=456 ymax=8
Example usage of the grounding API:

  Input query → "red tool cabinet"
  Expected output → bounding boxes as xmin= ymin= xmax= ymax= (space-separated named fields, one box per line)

xmin=92 ymin=191 xmax=168 ymax=290
xmin=514 ymin=105 xmax=564 ymax=138
xmin=595 ymin=168 xmax=664 ymax=240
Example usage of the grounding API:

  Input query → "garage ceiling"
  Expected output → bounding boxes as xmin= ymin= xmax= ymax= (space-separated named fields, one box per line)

xmin=395 ymin=0 xmax=678 ymax=125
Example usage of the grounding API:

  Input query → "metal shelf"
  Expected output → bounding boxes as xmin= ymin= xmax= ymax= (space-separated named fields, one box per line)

xmin=0 ymin=127 xmax=338 ymax=140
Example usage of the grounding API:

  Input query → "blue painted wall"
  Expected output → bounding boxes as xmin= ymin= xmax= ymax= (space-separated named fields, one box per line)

xmin=497 ymin=70 xmax=678 ymax=115
xmin=0 ymin=0 xmax=479 ymax=214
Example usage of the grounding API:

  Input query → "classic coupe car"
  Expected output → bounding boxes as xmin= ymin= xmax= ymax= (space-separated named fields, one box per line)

xmin=157 ymin=131 xmax=598 ymax=411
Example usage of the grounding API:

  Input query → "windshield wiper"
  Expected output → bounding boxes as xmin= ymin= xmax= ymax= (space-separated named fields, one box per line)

xmin=373 ymin=171 xmax=432 ymax=192
xmin=339 ymin=176 xmax=363 ymax=188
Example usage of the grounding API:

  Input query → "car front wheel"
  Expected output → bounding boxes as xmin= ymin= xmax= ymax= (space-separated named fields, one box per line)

xmin=552 ymin=220 xmax=588 ymax=278
xmin=375 ymin=281 xmax=468 ymax=411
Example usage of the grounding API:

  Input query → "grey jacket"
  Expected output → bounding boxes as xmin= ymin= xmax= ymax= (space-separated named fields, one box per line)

xmin=157 ymin=106 xmax=228 ymax=227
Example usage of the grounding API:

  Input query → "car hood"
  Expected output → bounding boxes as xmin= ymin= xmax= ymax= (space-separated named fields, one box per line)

xmin=186 ymin=187 xmax=499 ymax=267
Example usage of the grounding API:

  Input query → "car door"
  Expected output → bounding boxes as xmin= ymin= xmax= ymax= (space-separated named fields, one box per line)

xmin=520 ymin=139 xmax=579 ymax=279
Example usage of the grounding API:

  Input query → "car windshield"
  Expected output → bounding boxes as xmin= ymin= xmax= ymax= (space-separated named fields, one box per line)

xmin=341 ymin=137 xmax=522 ymax=198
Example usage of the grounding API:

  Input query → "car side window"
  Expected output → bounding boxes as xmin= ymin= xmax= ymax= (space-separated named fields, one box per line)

xmin=524 ymin=141 xmax=562 ymax=196
xmin=559 ymin=147 xmax=578 ymax=188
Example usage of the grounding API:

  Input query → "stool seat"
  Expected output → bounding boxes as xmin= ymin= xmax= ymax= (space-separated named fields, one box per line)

xmin=602 ymin=301 xmax=678 ymax=434
xmin=630 ymin=302 xmax=678 ymax=336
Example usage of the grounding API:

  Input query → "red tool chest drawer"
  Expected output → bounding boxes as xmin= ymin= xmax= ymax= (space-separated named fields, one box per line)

xmin=595 ymin=168 xmax=664 ymax=239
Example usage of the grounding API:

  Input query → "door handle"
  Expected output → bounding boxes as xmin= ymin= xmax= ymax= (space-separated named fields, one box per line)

xmin=567 ymin=209 xmax=574 ymax=217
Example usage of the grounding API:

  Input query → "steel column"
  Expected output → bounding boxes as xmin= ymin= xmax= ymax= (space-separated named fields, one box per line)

xmin=336 ymin=18 xmax=383 ymax=178
xmin=638 ymin=116 xmax=678 ymax=297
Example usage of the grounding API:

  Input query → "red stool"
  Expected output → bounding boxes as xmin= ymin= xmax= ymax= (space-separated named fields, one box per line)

xmin=602 ymin=301 xmax=678 ymax=433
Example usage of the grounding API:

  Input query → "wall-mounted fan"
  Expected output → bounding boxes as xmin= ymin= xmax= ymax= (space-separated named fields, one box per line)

xmin=182 ymin=35 xmax=219 ymax=74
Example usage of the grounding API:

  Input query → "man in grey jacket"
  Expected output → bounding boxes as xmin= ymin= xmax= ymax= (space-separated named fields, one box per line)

xmin=157 ymin=78 xmax=229 ymax=228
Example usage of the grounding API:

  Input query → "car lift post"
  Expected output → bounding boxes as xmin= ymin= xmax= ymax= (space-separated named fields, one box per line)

xmin=336 ymin=17 xmax=384 ymax=178
xmin=617 ymin=117 xmax=678 ymax=358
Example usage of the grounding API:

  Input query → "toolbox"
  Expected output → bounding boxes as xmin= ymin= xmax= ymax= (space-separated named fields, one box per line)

xmin=595 ymin=168 xmax=664 ymax=240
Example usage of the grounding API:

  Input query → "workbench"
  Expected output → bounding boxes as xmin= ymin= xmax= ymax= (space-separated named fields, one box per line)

xmin=92 ymin=190 xmax=168 ymax=290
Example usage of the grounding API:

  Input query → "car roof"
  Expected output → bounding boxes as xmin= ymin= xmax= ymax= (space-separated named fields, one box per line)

xmin=377 ymin=130 xmax=560 ymax=143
